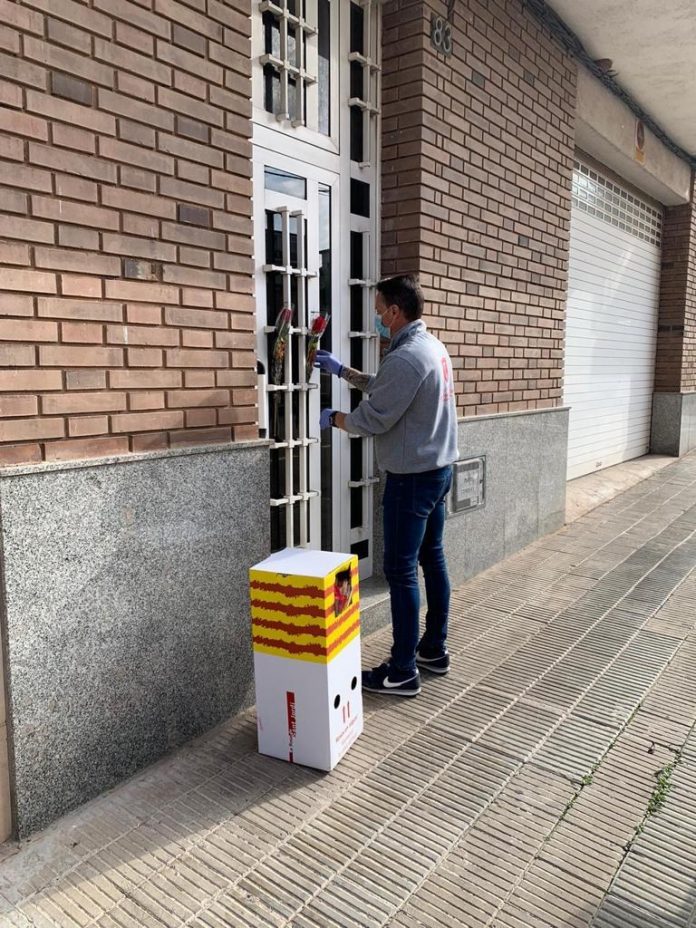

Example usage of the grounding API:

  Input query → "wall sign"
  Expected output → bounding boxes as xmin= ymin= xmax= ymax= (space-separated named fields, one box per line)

xmin=451 ymin=456 xmax=486 ymax=513
xmin=430 ymin=13 xmax=453 ymax=56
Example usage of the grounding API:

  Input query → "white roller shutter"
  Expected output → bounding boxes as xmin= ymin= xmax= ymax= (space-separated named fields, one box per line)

xmin=564 ymin=161 xmax=662 ymax=480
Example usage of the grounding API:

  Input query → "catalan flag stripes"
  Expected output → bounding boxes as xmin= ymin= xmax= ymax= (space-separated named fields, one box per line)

xmin=250 ymin=559 xmax=359 ymax=664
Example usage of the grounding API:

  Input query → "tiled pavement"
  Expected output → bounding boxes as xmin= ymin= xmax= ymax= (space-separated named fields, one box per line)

xmin=4 ymin=457 xmax=696 ymax=927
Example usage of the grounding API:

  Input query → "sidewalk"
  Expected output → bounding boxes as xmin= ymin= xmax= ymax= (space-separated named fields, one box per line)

xmin=3 ymin=455 xmax=696 ymax=928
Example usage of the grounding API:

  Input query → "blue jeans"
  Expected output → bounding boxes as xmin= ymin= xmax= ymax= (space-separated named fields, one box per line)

xmin=382 ymin=465 xmax=453 ymax=674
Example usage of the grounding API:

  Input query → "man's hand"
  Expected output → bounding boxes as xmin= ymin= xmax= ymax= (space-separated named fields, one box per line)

xmin=320 ymin=408 xmax=335 ymax=430
xmin=315 ymin=349 xmax=343 ymax=377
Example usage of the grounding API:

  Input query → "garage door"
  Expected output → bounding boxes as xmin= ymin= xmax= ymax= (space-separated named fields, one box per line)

xmin=565 ymin=160 xmax=662 ymax=480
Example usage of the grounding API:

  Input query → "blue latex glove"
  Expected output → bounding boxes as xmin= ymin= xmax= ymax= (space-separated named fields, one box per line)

xmin=320 ymin=408 xmax=335 ymax=430
xmin=315 ymin=349 xmax=343 ymax=377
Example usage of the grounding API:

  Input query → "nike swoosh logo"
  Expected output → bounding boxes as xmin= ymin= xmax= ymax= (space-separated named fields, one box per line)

xmin=383 ymin=675 xmax=416 ymax=688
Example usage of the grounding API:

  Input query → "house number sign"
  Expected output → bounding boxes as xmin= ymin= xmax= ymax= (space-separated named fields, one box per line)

xmin=430 ymin=13 xmax=453 ymax=55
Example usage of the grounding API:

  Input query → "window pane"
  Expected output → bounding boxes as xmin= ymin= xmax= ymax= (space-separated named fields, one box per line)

xmin=350 ymin=231 xmax=363 ymax=278
xmin=319 ymin=183 xmax=333 ymax=550
xmin=264 ymin=167 xmax=307 ymax=199
xmin=318 ymin=0 xmax=331 ymax=135
xmin=351 ymin=179 xmax=370 ymax=217
xmin=265 ymin=211 xmax=283 ymax=266
xmin=350 ymin=2 xmax=364 ymax=54
xmin=350 ymin=60 xmax=363 ymax=98
xmin=263 ymin=64 xmax=281 ymax=116
xmin=350 ymin=106 xmax=363 ymax=162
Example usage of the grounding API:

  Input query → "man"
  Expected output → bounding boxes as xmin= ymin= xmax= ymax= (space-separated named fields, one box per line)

xmin=316 ymin=274 xmax=458 ymax=697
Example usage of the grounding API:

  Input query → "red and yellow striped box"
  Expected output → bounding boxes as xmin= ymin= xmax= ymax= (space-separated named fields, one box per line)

xmin=250 ymin=553 xmax=359 ymax=664
xmin=250 ymin=548 xmax=363 ymax=770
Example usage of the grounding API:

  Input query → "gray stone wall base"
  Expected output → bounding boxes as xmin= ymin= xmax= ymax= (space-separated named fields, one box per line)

xmin=651 ymin=392 xmax=696 ymax=456
xmin=0 ymin=443 xmax=269 ymax=838
xmin=363 ymin=406 xmax=569 ymax=635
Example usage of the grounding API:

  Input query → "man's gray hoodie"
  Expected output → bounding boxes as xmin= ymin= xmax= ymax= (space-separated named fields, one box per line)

xmin=343 ymin=320 xmax=458 ymax=474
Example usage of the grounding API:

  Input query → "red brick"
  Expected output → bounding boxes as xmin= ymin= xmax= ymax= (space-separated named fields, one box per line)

xmin=116 ymin=70 xmax=156 ymax=103
xmin=215 ymin=331 xmax=254 ymax=350
xmin=111 ymin=409 xmax=184 ymax=432
xmin=61 ymin=322 xmax=105 ymax=344
xmin=166 ymin=389 xmax=229 ymax=407
xmin=166 ymin=348 xmax=228 ymax=368
xmin=186 ymin=407 xmax=217 ymax=428
xmin=0 ymin=214 xmax=55 ymax=244
xmin=45 ymin=111 xmax=90 ymax=154
xmin=128 ymin=391 xmax=165 ymax=410
xmin=182 ymin=328 xmax=213 ymax=348
xmin=42 ymin=392 xmax=125 ymax=415
xmin=184 ymin=370 xmax=216 ymax=388
xmin=166 ymin=308 xmax=224 ymax=337
xmin=0 ymin=161 xmax=52 ymax=191
xmin=0 ymin=107 xmax=48 ymax=140
xmin=0 ymin=319 xmax=57 ymax=341
xmin=0 ymin=417 xmax=64 ymax=442
xmin=0 ymin=395 xmax=39 ymax=418
xmin=61 ymin=277 xmax=105 ymax=298
xmin=0 ymin=129 xmax=23 ymax=157
xmin=0 ymin=49 xmax=46 ymax=89
xmin=0 ymin=0 xmax=44 ymax=33
xmin=216 ymin=370 xmax=256 ymax=388
xmin=55 ymin=173 xmax=99 ymax=201
xmin=126 ymin=305 xmax=163 ymax=326
xmin=109 ymin=369 xmax=182 ymax=388
xmin=0 ymin=370 xmax=62 ymax=391
xmin=44 ymin=435 xmax=129 ymax=461
xmin=68 ymin=415 xmax=109 ymax=437
xmin=58 ymin=226 xmax=100 ymax=250
xmin=0 ymin=242 xmax=30 ymax=265
xmin=115 ymin=21 xmax=154 ymax=55
xmin=101 ymin=186 xmax=176 ymax=219
xmin=39 ymin=345 xmax=123 ymax=367
xmin=65 ymin=370 xmax=107 ymax=390
xmin=34 ymin=248 xmax=121 ymax=277
xmin=127 ymin=347 xmax=163 ymax=366
xmin=47 ymin=17 xmax=91 ymax=54
xmin=105 ymin=280 xmax=179 ymax=303
xmin=3 ymin=269 xmax=57 ymax=293
xmin=0 ymin=443 xmax=43 ymax=466
xmin=0 ymin=294 xmax=33 ymax=317
xmin=169 ymin=426 xmax=230 ymax=446
xmin=132 ymin=431 xmax=169 ymax=452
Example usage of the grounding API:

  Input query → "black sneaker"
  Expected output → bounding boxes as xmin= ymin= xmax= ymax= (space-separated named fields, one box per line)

xmin=415 ymin=645 xmax=450 ymax=675
xmin=361 ymin=663 xmax=421 ymax=697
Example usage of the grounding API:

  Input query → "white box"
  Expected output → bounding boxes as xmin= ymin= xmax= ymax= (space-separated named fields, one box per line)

xmin=250 ymin=548 xmax=363 ymax=770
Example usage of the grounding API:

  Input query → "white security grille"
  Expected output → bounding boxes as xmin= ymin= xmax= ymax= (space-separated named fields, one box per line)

xmin=572 ymin=160 xmax=662 ymax=246
xmin=253 ymin=0 xmax=381 ymax=572
xmin=260 ymin=0 xmax=317 ymax=127
xmin=264 ymin=205 xmax=319 ymax=547
xmin=348 ymin=0 xmax=381 ymax=167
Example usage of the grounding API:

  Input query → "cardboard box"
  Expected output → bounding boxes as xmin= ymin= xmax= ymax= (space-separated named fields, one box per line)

xmin=250 ymin=548 xmax=363 ymax=770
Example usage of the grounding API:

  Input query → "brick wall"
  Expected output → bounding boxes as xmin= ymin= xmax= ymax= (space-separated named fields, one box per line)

xmin=655 ymin=187 xmax=696 ymax=394
xmin=381 ymin=0 xmax=576 ymax=416
xmin=0 ymin=0 xmax=255 ymax=467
